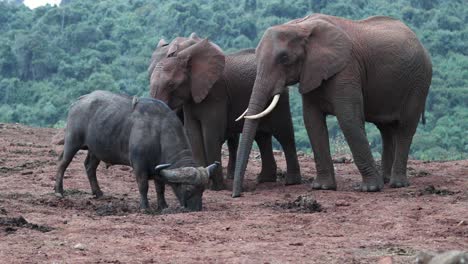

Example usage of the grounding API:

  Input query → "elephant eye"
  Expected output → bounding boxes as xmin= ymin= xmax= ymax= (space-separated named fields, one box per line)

xmin=278 ymin=53 xmax=290 ymax=65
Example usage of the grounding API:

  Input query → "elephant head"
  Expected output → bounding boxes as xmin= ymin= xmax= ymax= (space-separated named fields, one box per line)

xmin=233 ymin=15 xmax=353 ymax=197
xmin=149 ymin=37 xmax=225 ymax=109
xmin=155 ymin=162 xmax=219 ymax=211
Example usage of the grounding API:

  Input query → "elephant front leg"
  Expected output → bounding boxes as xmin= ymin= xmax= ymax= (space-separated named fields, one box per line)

xmin=202 ymin=125 xmax=225 ymax=190
xmin=185 ymin=118 xmax=208 ymax=167
xmin=335 ymin=99 xmax=383 ymax=192
xmin=303 ymin=100 xmax=336 ymax=190
xmin=272 ymin=113 xmax=301 ymax=185
xmin=226 ymin=134 xmax=239 ymax=180
xmin=255 ymin=133 xmax=277 ymax=183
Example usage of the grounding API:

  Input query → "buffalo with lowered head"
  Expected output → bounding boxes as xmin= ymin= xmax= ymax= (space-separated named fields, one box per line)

xmin=54 ymin=90 xmax=218 ymax=211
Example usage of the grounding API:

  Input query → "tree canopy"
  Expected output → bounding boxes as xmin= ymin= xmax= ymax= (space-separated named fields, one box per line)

xmin=0 ymin=0 xmax=466 ymax=160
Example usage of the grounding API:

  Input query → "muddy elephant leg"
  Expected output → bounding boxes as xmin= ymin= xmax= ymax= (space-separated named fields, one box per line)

xmin=255 ymin=133 xmax=277 ymax=183
xmin=335 ymin=98 xmax=383 ymax=192
xmin=202 ymin=125 xmax=225 ymax=190
xmin=390 ymin=124 xmax=417 ymax=188
xmin=154 ymin=179 xmax=168 ymax=209
xmin=133 ymin=166 xmax=150 ymax=209
xmin=302 ymin=96 xmax=336 ymax=190
xmin=54 ymin=143 xmax=81 ymax=196
xmin=84 ymin=152 xmax=103 ymax=198
xmin=226 ymin=134 xmax=239 ymax=180
xmin=377 ymin=124 xmax=396 ymax=184
xmin=273 ymin=117 xmax=301 ymax=185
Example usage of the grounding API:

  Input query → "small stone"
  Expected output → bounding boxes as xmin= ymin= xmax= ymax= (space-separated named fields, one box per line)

xmin=73 ymin=243 xmax=86 ymax=251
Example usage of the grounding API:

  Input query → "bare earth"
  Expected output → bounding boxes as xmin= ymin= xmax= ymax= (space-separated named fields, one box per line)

xmin=0 ymin=123 xmax=466 ymax=263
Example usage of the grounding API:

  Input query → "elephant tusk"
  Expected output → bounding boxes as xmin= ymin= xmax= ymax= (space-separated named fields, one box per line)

xmin=244 ymin=94 xmax=280 ymax=120
xmin=235 ymin=108 xmax=248 ymax=122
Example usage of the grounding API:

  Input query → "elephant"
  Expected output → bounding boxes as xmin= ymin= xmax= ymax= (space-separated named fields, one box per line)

xmin=149 ymin=34 xmax=302 ymax=190
xmin=148 ymin=34 xmax=240 ymax=189
xmin=233 ymin=14 xmax=432 ymax=197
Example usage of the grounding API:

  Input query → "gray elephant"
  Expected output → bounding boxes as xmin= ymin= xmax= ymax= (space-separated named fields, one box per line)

xmin=149 ymin=34 xmax=302 ymax=190
xmin=233 ymin=14 xmax=432 ymax=197
xmin=54 ymin=90 xmax=218 ymax=211
xmin=148 ymin=35 xmax=240 ymax=190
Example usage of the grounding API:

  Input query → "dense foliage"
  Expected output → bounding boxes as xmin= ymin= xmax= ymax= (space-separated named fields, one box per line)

xmin=0 ymin=0 xmax=466 ymax=160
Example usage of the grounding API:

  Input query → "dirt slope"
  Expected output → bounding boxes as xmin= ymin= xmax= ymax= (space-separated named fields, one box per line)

xmin=0 ymin=123 xmax=466 ymax=263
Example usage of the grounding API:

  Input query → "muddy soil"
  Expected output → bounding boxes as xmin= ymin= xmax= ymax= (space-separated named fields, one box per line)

xmin=0 ymin=123 xmax=466 ymax=263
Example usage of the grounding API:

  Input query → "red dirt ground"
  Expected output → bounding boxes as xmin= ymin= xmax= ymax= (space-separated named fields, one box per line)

xmin=0 ymin=123 xmax=466 ymax=263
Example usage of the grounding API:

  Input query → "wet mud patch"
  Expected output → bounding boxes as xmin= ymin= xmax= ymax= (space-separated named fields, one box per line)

xmin=0 ymin=216 xmax=53 ymax=234
xmin=419 ymin=185 xmax=458 ymax=196
xmin=267 ymin=195 xmax=323 ymax=213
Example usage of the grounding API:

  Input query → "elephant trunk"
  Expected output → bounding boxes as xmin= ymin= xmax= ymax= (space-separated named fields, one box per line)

xmin=232 ymin=80 xmax=271 ymax=197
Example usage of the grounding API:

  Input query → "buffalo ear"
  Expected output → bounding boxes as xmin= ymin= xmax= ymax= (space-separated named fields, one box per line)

xmin=178 ymin=39 xmax=225 ymax=103
xmin=298 ymin=19 xmax=352 ymax=94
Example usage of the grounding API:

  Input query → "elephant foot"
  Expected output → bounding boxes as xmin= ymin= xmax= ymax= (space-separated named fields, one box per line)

xmin=358 ymin=177 xmax=384 ymax=192
xmin=311 ymin=176 xmax=337 ymax=190
xmin=285 ymin=173 xmax=302 ymax=185
xmin=389 ymin=177 xmax=410 ymax=188
xmin=383 ymin=174 xmax=391 ymax=184
xmin=157 ymin=200 xmax=168 ymax=210
xmin=257 ymin=168 xmax=277 ymax=183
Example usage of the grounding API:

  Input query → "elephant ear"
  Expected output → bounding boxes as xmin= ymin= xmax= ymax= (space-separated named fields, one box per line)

xmin=298 ymin=19 xmax=352 ymax=94
xmin=177 ymin=39 xmax=225 ymax=103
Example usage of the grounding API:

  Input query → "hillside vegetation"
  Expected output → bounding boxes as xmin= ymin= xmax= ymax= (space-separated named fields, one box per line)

xmin=0 ymin=0 xmax=466 ymax=160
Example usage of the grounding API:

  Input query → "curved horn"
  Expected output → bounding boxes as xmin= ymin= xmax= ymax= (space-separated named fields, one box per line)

xmin=159 ymin=167 xmax=201 ymax=185
xmin=155 ymin=164 xmax=171 ymax=174
xmin=244 ymin=94 xmax=280 ymax=120
xmin=206 ymin=161 xmax=220 ymax=177
xmin=235 ymin=109 xmax=248 ymax=122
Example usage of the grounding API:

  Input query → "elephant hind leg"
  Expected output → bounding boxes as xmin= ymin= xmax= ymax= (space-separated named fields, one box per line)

xmin=377 ymin=124 xmax=396 ymax=184
xmin=389 ymin=122 xmax=417 ymax=188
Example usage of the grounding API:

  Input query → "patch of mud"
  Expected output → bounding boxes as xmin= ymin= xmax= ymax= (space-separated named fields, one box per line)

xmin=419 ymin=185 xmax=458 ymax=196
xmin=0 ymin=216 xmax=53 ymax=234
xmin=95 ymin=201 xmax=135 ymax=216
xmin=269 ymin=195 xmax=322 ymax=213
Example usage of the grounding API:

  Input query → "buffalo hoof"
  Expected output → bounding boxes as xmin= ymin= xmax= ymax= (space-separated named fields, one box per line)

xmin=389 ymin=178 xmax=410 ymax=188
xmin=93 ymin=190 xmax=104 ymax=198
xmin=285 ymin=173 xmax=302 ymax=185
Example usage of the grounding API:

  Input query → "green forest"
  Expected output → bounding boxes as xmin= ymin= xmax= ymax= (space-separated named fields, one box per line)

xmin=0 ymin=0 xmax=466 ymax=160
